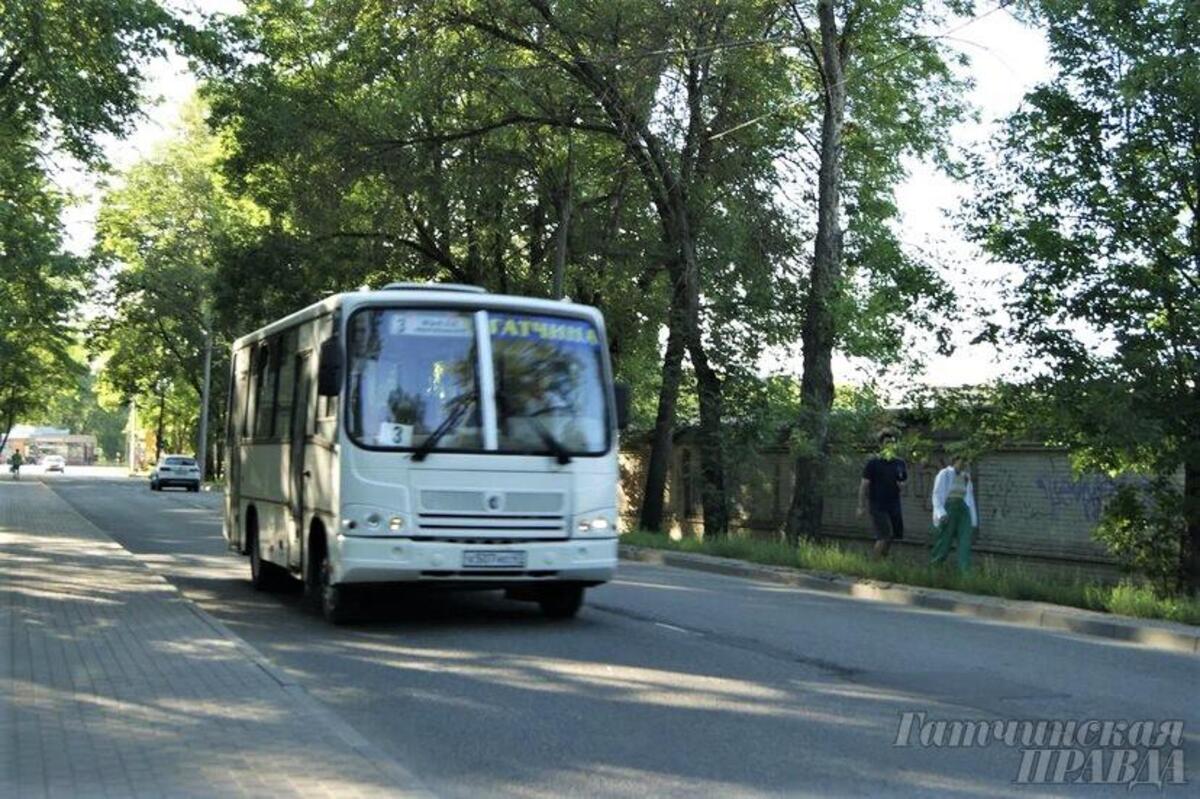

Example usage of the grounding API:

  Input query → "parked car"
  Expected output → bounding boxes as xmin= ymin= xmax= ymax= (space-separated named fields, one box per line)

xmin=43 ymin=455 xmax=66 ymax=473
xmin=150 ymin=455 xmax=201 ymax=492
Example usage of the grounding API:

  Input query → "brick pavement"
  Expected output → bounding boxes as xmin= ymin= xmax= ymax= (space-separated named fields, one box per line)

xmin=0 ymin=480 xmax=434 ymax=798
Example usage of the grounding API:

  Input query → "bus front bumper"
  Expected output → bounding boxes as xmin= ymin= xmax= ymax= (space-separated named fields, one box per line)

xmin=332 ymin=535 xmax=618 ymax=585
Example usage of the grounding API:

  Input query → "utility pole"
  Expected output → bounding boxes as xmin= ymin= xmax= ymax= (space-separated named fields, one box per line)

xmin=126 ymin=399 xmax=137 ymax=475
xmin=196 ymin=320 xmax=213 ymax=483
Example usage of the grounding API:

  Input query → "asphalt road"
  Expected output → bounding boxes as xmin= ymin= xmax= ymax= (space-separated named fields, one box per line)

xmin=42 ymin=470 xmax=1199 ymax=797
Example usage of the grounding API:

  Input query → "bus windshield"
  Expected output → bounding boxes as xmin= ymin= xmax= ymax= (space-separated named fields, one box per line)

xmin=346 ymin=308 xmax=608 ymax=455
xmin=347 ymin=309 xmax=481 ymax=451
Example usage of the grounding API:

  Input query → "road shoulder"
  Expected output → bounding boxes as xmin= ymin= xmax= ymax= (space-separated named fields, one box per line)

xmin=620 ymin=544 xmax=1200 ymax=655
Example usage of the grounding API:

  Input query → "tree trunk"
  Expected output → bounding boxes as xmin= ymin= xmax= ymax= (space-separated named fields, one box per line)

xmin=551 ymin=136 xmax=573 ymax=298
xmin=690 ymin=335 xmax=727 ymax=536
xmin=551 ymin=189 xmax=571 ymax=299
xmin=0 ymin=385 xmax=16 ymax=454
xmin=786 ymin=0 xmax=845 ymax=545
xmin=1184 ymin=459 xmax=1200 ymax=595
xmin=155 ymin=382 xmax=166 ymax=464
xmin=639 ymin=278 xmax=687 ymax=532
xmin=529 ymin=193 xmax=547 ymax=278
xmin=679 ymin=233 xmax=728 ymax=537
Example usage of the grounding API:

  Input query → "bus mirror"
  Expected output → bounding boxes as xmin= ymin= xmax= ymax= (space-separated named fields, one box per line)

xmin=614 ymin=383 xmax=630 ymax=430
xmin=317 ymin=338 xmax=343 ymax=397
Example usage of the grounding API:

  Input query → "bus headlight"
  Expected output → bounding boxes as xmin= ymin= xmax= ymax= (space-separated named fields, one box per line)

xmin=576 ymin=515 xmax=615 ymax=535
xmin=340 ymin=506 xmax=410 ymax=535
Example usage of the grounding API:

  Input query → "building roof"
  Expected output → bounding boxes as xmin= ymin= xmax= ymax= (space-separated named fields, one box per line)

xmin=8 ymin=425 xmax=71 ymax=438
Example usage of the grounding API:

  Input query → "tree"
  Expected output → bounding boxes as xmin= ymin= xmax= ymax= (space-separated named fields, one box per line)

xmin=966 ymin=0 xmax=1200 ymax=591
xmin=91 ymin=101 xmax=255 ymax=475
xmin=784 ymin=0 xmax=969 ymax=543
xmin=0 ymin=131 xmax=81 ymax=449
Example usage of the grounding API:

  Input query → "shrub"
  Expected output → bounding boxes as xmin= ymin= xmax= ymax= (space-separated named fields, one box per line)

xmin=1094 ymin=480 xmax=1184 ymax=597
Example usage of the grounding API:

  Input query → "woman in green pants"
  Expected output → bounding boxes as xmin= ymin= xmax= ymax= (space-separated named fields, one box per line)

xmin=930 ymin=456 xmax=978 ymax=571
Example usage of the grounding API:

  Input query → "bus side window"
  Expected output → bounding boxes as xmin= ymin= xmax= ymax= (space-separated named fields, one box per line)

xmin=253 ymin=339 xmax=278 ymax=440
xmin=274 ymin=329 xmax=298 ymax=440
xmin=229 ymin=350 xmax=247 ymax=444
xmin=243 ymin=346 xmax=259 ymax=439
xmin=315 ymin=317 xmax=339 ymax=436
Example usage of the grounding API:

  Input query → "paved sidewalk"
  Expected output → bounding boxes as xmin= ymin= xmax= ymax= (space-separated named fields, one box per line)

xmin=1 ymin=480 xmax=433 ymax=798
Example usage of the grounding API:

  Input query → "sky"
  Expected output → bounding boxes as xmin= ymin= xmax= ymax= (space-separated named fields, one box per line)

xmin=59 ymin=1 xmax=1052 ymax=389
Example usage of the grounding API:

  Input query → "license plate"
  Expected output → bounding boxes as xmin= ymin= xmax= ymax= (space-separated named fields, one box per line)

xmin=462 ymin=550 xmax=526 ymax=569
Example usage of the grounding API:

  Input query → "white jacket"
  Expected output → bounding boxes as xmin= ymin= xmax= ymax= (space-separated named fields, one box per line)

xmin=931 ymin=466 xmax=978 ymax=527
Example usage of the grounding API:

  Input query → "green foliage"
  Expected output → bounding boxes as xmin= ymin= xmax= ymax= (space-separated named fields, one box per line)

xmin=1095 ymin=481 xmax=1186 ymax=597
xmin=0 ymin=0 xmax=211 ymax=163
xmin=198 ymin=1 xmax=972 ymax=424
xmin=829 ymin=384 xmax=893 ymax=451
xmin=201 ymin=0 xmax=679 ymax=418
xmin=0 ymin=131 xmax=83 ymax=438
xmin=966 ymin=0 xmax=1199 ymax=472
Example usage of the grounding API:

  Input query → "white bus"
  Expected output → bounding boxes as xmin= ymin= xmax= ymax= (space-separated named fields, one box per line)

xmin=224 ymin=283 xmax=628 ymax=623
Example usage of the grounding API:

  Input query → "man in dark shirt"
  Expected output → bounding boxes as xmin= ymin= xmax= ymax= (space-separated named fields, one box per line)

xmin=857 ymin=430 xmax=907 ymax=558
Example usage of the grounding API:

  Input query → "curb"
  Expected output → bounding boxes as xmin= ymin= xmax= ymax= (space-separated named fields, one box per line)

xmin=619 ymin=544 xmax=1200 ymax=656
xmin=35 ymin=479 xmax=438 ymax=798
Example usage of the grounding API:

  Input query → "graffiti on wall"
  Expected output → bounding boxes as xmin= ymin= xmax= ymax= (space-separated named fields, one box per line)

xmin=983 ymin=469 xmax=1021 ymax=523
xmin=1033 ymin=473 xmax=1148 ymax=522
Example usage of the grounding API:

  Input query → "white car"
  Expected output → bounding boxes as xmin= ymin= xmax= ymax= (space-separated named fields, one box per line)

xmin=150 ymin=455 xmax=202 ymax=492
xmin=42 ymin=455 xmax=66 ymax=472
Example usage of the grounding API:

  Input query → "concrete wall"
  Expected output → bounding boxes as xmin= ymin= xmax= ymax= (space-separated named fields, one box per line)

xmin=620 ymin=440 xmax=1138 ymax=568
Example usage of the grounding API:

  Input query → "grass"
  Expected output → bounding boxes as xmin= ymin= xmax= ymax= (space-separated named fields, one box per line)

xmin=621 ymin=530 xmax=1200 ymax=627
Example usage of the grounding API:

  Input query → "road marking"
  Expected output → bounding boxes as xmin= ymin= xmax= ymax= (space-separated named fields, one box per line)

xmin=654 ymin=621 xmax=691 ymax=634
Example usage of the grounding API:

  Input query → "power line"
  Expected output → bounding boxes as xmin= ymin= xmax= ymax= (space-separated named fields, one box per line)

xmin=708 ymin=1 xmax=1013 ymax=142
xmin=840 ymin=1 xmax=1011 ymax=90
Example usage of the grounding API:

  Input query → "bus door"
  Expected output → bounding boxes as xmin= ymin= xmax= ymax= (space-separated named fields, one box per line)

xmin=226 ymin=351 xmax=245 ymax=551
xmin=288 ymin=350 xmax=312 ymax=571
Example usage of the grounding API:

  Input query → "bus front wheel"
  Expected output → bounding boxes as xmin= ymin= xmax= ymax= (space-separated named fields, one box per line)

xmin=309 ymin=545 xmax=354 ymax=625
xmin=538 ymin=584 xmax=585 ymax=620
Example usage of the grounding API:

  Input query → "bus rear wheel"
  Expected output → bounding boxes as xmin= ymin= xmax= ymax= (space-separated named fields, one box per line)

xmin=538 ymin=584 xmax=585 ymax=620
xmin=248 ymin=526 xmax=287 ymax=591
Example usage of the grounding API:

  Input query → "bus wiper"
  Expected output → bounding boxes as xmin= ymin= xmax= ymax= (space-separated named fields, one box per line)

xmin=530 ymin=418 xmax=572 ymax=465
xmin=495 ymin=387 xmax=571 ymax=465
xmin=411 ymin=394 xmax=474 ymax=462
